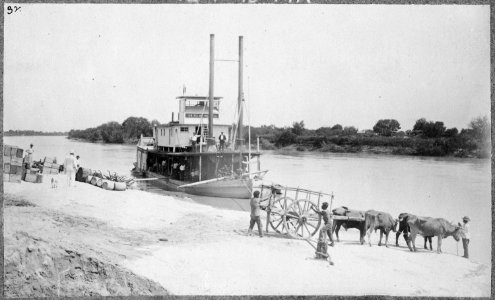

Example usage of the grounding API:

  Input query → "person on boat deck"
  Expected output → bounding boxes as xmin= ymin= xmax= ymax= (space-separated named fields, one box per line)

xmin=191 ymin=135 xmax=197 ymax=147
xmin=172 ymin=161 xmax=179 ymax=179
xmin=218 ymin=132 xmax=227 ymax=152
xmin=248 ymin=190 xmax=267 ymax=237
xmin=317 ymin=202 xmax=335 ymax=247
xmin=161 ymin=160 xmax=167 ymax=175
xmin=179 ymin=162 xmax=186 ymax=180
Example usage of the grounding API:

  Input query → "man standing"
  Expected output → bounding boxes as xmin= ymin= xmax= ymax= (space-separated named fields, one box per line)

xmin=75 ymin=155 xmax=81 ymax=169
xmin=64 ymin=150 xmax=78 ymax=187
xmin=461 ymin=216 xmax=470 ymax=259
xmin=24 ymin=144 xmax=34 ymax=170
xmin=218 ymin=132 xmax=227 ymax=152
xmin=248 ymin=191 xmax=265 ymax=237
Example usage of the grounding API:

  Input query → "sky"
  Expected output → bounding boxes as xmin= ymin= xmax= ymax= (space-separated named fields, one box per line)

xmin=4 ymin=4 xmax=490 ymax=132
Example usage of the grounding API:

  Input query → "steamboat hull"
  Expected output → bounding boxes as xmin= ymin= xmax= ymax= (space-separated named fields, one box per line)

xmin=144 ymin=171 xmax=252 ymax=199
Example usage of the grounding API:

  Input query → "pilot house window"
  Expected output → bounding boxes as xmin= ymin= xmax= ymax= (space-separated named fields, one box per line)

xmin=180 ymin=127 xmax=189 ymax=132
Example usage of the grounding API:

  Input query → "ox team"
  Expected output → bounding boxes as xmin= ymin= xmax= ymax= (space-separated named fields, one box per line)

xmin=249 ymin=195 xmax=471 ymax=259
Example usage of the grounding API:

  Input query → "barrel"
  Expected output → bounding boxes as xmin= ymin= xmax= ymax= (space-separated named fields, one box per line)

xmin=76 ymin=167 xmax=92 ymax=182
xmin=114 ymin=181 xmax=126 ymax=191
xmin=96 ymin=178 xmax=103 ymax=187
xmin=90 ymin=177 xmax=98 ymax=185
xmin=86 ymin=175 xmax=93 ymax=183
xmin=102 ymin=180 xmax=115 ymax=190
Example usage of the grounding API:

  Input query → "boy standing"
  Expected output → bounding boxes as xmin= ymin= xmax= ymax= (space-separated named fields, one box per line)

xmin=461 ymin=216 xmax=470 ymax=259
xmin=248 ymin=191 xmax=264 ymax=237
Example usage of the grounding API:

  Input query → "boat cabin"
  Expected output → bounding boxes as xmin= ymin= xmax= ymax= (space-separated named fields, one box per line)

xmin=153 ymin=96 xmax=232 ymax=152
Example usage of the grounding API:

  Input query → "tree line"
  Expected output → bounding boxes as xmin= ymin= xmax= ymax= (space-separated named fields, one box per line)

xmin=68 ymin=117 xmax=160 ymax=143
xmin=248 ymin=116 xmax=490 ymax=158
xmin=4 ymin=130 xmax=68 ymax=136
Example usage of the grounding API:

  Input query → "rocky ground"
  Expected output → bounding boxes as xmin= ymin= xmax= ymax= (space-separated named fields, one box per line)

xmin=4 ymin=194 xmax=167 ymax=297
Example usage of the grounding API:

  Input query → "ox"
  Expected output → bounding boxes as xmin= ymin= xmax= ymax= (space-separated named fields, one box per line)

xmin=396 ymin=213 xmax=433 ymax=250
xmin=364 ymin=210 xmax=398 ymax=247
xmin=331 ymin=206 xmax=366 ymax=244
xmin=406 ymin=215 xmax=465 ymax=254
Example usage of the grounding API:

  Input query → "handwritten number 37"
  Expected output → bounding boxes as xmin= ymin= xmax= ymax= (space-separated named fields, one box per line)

xmin=7 ymin=6 xmax=21 ymax=14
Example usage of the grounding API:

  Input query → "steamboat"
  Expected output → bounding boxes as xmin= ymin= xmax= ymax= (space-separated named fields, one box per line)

xmin=134 ymin=35 xmax=265 ymax=199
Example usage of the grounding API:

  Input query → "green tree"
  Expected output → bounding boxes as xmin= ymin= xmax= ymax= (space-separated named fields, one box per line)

xmin=122 ymin=117 xmax=153 ymax=140
xmin=331 ymin=124 xmax=343 ymax=131
xmin=373 ymin=119 xmax=401 ymax=136
xmin=291 ymin=120 xmax=305 ymax=136
xmin=275 ymin=129 xmax=297 ymax=147
xmin=413 ymin=118 xmax=446 ymax=138
xmin=469 ymin=116 xmax=490 ymax=143
xmin=343 ymin=126 xmax=358 ymax=135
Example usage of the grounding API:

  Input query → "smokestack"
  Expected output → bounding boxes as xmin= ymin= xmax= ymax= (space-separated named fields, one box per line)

xmin=208 ymin=34 xmax=215 ymax=140
xmin=172 ymin=112 xmax=174 ymax=122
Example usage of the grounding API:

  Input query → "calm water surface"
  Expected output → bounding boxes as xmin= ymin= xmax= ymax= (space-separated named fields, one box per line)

xmin=4 ymin=136 xmax=491 ymax=264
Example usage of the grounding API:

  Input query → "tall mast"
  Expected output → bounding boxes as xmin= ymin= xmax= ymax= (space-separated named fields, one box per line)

xmin=208 ymin=34 xmax=215 ymax=141
xmin=237 ymin=36 xmax=244 ymax=149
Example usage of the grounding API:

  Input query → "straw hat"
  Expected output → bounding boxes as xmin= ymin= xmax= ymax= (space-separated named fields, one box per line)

xmin=70 ymin=149 xmax=75 ymax=154
xmin=463 ymin=216 xmax=470 ymax=222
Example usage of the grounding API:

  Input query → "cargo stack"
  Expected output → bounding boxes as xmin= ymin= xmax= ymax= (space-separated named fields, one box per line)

xmin=42 ymin=157 xmax=60 ymax=175
xmin=24 ymin=168 xmax=42 ymax=183
xmin=3 ymin=145 xmax=24 ymax=183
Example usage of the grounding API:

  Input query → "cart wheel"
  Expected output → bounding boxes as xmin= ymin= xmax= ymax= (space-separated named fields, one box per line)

xmin=268 ymin=197 xmax=294 ymax=234
xmin=284 ymin=199 xmax=322 ymax=239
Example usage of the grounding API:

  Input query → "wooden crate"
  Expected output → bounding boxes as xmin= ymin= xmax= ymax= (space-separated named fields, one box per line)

xmin=44 ymin=162 xmax=53 ymax=168
xmin=11 ymin=156 xmax=23 ymax=164
xmin=36 ymin=174 xmax=44 ymax=183
xmin=16 ymin=148 xmax=24 ymax=158
xmin=24 ymin=173 xmax=37 ymax=183
xmin=44 ymin=157 xmax=56 ymax=164
xmin=3 ymin=163 xmax=10 ymax=174
xmin=42 ymin=167 xmax=51 ymax=174
xmin=29 ymin=168 xmax=40 ymax=174
xmin=9 ymin=165 xmax=19 ymax=175
xmin=3 ymin=173 xmax=9 ymax=182
xmin=3 ymin=145 xmax=11 ymax=157
xmin=9 ymin=174 xmax=22 ymax=183
xmin=50 ymin=169 xmax=59 ymax=174
xmin=10 ymin=147 xmax=18 ymax=157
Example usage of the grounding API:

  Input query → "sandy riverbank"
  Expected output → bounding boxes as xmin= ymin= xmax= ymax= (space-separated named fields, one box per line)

xmin=4 ymin=175 xmax=491 ymax=297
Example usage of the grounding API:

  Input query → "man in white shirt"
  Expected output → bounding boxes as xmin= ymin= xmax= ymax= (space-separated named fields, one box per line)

xmin=64 ymin=150 xmax=78 ymax=187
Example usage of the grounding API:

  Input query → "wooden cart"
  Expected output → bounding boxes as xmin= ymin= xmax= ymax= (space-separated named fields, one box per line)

xmin=259 ymin=184 xmax=334 ymax=239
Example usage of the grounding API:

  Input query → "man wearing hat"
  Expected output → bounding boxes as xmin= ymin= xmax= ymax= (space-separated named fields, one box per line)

xmin=461 ymin=216 xmax=470 ymax=259
xmin=64 ymin=149 xmax=78 ymax=187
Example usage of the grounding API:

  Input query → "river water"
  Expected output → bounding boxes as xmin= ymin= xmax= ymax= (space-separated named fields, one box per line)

xmin=4 ymin=136 xmax=491 ymax=264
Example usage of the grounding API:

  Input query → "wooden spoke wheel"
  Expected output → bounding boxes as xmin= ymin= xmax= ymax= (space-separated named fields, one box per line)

xmin=284 ymin=199 xmax=322 ymax=239
xmin=268 ymin=197 xmax=294 ymax=234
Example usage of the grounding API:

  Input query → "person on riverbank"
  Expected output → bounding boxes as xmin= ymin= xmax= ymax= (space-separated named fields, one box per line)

xmin=23 ymin=144 xmax=34 ymax=170
xmin=318 ymin=202 xmax=335 ymax=246
xmin=75 ymin=155 xmax=81 ymax=169
xmin=64 ymin=150 xmax=78 ymax=187
xmin=461 ymin=216 xmax=470 ymax=259
xmin=248 ymin=190 xmax=265 ymax=237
